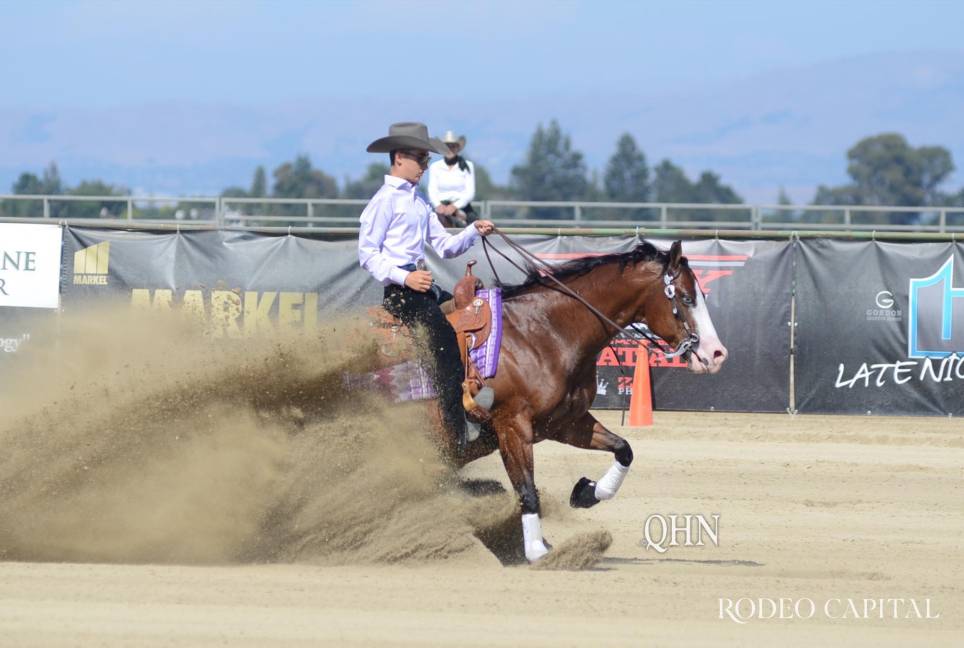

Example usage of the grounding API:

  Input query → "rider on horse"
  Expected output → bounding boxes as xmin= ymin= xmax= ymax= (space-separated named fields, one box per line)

xmin=427 ymin=131 xmax=477 ymax=228
xmin=359 ymin=122 xmax=495 ymax=453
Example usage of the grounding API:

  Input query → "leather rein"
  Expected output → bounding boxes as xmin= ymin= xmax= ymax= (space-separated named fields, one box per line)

xmin=480 ymin=228 xmax=700 ymax=361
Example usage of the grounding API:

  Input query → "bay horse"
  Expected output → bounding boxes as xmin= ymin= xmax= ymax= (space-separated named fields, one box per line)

xmin=441 ymin=239 xmax=728 ymax=562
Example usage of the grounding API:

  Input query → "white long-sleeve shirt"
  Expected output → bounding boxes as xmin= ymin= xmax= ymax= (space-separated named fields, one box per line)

xmin=427 ymin=158 xmax=476 ymax=209
xmin=358 ymin=175 xmax=480 ymax=286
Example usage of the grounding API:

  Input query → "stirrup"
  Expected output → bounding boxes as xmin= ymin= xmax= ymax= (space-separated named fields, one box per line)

xmin=464 ymin=387 xmax=494 ymax=443
xmin=462 ymin=382 xmax=492 ymax=424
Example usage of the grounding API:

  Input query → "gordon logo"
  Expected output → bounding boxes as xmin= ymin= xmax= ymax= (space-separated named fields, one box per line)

xmin=866 ymin=289 xmax=901 ymax=322
xmin=73 ymin=242 xmax=110 ymax=285
xmin=908 ymin=256 xmax=963 ymax=358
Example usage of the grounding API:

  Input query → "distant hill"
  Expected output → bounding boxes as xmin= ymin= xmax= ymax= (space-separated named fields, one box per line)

xmin=1 ymin=50 xmax=962 ymax=203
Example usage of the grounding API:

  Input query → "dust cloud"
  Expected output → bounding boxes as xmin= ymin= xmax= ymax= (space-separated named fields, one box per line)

xmin=0 ymin=307 xmax=519 ymax=566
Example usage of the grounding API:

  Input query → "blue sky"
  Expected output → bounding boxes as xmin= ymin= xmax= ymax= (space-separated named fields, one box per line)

xmin=2 ymin=0 xmax=961 ymax=106
xmin=2 ymin=1 xmax=964 ymax=201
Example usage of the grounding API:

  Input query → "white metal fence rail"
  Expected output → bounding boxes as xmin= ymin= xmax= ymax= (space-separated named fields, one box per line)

xmin=2 ymin=194 xmax=963 ymax=233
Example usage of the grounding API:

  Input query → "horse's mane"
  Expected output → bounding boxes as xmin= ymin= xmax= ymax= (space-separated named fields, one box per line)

xmin=501 ymin=242 xmax=677 ymax=299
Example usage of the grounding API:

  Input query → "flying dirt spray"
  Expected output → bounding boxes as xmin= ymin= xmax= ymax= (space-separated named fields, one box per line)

xmin=0 ymin=307 xmax=609 ymax=568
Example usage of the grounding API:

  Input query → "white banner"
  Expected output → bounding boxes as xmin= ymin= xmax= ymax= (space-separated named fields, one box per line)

xmin=0 ymin=223 xmax=62 ymax=309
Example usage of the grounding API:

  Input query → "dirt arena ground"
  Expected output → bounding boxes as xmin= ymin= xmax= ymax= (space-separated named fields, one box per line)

xmin=1 ymin=408 xmax=960 ymax=647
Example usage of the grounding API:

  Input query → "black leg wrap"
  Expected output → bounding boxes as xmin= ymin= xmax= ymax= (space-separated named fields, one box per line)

xmin=519 ymin=483 xmax=540 ymax=515
xmin=569 ymin=477 xmax=600 ymax=509
xmin=614 ymin=439 xmax=634 ymax=467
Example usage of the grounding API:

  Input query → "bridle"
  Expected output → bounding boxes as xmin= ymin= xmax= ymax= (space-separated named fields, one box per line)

xmin=480 ymin=228 xmax=701 ymax=361
xmin=654 ymin=269 xmax=701 ymax=360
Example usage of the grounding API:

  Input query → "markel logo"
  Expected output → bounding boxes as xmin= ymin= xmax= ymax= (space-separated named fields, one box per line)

xmin=73 ymin=242 xmax=110 ymax=285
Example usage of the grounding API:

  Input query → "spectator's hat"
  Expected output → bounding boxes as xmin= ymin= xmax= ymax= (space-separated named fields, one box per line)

xmin=442 ymin=130 xmax=467 ymax=150
xmin=367 ymin=122 xmax=449 ymax=155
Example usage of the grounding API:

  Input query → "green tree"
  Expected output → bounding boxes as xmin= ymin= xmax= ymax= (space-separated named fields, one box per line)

xmin=271 ymin=154 xmax=338 ymax=219
xmin=651 ymin=160 xmax=692 ymax=203
xmin=603 ymin=133 xmax=649 ymax=204
xmin=272 ymin=155 xmax=338 ymax=199
xmin=691 ymin=171 xmax=742 ymax=204
xmin=249 ymin=165 xmax=267 ymax=197
xmin=12 ymin=172 xmax=43 ymax=195
xmin=651 ymin=161 xmax=742 ymax=222
xmin=42 ymin=162 xmax=63 ymax=195
xmin=67 ymin=180 xmax=128 ymax=218
xmin=343 ymin=163 xmax=390 ymax=199
xmin=4 ymin=163 xmax=67 ymax=217
xmin=3 ymin=172 xmax=43 ymax=217
xmin=473 ymin=163 xmax=514 ymax=201
xmin=510 ymin=120 xmax=589 ymax=219
xmin=812 ymin=133 xmax=955 ymax=225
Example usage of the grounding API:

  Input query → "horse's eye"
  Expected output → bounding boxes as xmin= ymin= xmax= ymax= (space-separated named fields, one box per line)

xmin=682 ymin=295 xmax=695 ymax=307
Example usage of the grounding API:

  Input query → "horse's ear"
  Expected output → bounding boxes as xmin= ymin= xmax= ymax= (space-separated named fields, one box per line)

xmin=668 ymin=240 xmax=684 ymax=272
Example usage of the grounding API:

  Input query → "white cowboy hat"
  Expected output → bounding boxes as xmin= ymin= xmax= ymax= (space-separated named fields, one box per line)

xmin=442 ymin=130 xmax=467 ymax=149
xmin=366 ymin=122 xmax=449 ymax=156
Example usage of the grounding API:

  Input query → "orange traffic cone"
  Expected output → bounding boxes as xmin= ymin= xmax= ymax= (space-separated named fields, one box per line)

xmin=628 ymin=342 xmax=654 ymax=426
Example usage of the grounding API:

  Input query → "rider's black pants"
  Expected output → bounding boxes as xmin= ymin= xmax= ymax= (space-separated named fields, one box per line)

xmin=383 ymin=284 xmax=466 ymax=443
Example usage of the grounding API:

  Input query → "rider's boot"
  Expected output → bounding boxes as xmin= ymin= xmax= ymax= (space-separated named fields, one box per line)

xmin=465 ymin=386 xmax=494 ymax=442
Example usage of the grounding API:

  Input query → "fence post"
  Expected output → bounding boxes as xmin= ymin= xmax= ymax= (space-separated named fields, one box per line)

xmin=43 ymin=197 xmax=50 ymax=219
xmin=307 ymin=201 xmax=314 ymax=227
xmin=660 ymin=204 xmax=668 ymax=228
xmin=127 ymin=198 xmax=133 ymax=221
xmin=939 ymin=209 xmax=946 ymax=232
xmin=844 ymin=208 xmax=851 ymax=228
xmin=574 ymin=204 xmax=582 ymax=221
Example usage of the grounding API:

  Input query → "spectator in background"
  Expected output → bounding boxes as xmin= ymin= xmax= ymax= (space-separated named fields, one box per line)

xmin=427 ymin=131 xmax=476 ymax=227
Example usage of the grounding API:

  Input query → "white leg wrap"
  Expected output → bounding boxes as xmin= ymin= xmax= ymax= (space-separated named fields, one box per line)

xmin=521 ymin=513 xmax=549 ymax=562
xmin=594 ymin=460 xmax=630 ymax=501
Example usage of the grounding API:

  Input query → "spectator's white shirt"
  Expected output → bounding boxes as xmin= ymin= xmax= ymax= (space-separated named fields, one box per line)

xmin=427 ymin=158 xmax=476 ymax=209
xmin=358 ymin=175 xmax=479 ymax=286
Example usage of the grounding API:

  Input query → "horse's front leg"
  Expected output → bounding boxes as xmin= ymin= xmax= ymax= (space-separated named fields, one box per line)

xmin=493 ymin=409 xmax=548 ymax=562
xmin=556 ymin=412 xmax=634 ymax=508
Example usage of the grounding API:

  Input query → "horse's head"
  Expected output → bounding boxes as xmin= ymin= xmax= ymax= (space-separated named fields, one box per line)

xmin=636 ymin=241 xmax=728 ymax=374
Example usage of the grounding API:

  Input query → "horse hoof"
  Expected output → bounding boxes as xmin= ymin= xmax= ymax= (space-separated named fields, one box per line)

xmin=570 ymin=477 xmax=600 ymax=509
xmin=525 ymin=540 xmax=550 ymax=563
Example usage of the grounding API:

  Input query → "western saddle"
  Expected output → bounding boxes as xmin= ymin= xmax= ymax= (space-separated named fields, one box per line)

xmin=370 ymin=261 xmax=494 ymax=422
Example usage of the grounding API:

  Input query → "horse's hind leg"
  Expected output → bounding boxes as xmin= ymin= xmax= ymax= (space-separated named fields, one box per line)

xmin=556 ymin=412 xmax=634 ymax=509
xmin=494 ymin=411 xmax=549 ymax=562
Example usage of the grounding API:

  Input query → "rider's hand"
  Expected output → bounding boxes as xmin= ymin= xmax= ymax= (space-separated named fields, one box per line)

xmin=404 ymin=270 xmax=434 ymax=292
xmin=474 ymin=219 xmax=495 ymax=235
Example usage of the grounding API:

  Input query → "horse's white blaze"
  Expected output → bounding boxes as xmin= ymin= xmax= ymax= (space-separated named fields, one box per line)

xmin=594 ymin=460 xmax=630 ymax=500
xmin=522 ymin=513 xmax=550 ymax=562
xmin=688 ymin=285 xmax=728 ymax=374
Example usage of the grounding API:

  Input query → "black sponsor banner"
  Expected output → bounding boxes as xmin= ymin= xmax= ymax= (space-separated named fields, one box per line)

xmin=61 ymin=228 xmax=382 ymax=332
xmin=61 ymin=228 xmax=791 ymax=413
xmin=796 ymin=239 xmax=964 ymax=415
